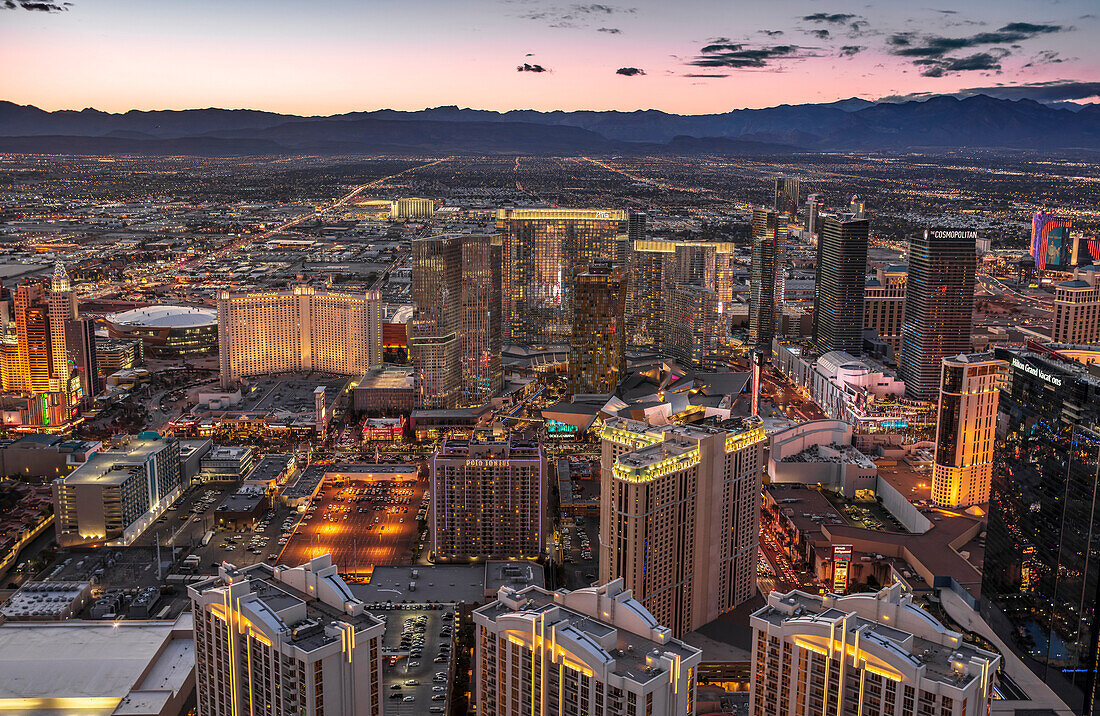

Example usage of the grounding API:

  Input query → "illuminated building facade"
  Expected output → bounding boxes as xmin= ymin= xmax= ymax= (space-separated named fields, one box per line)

xmin=1031 ymin=210 xmax=1075 ymax=271
xmin=626 ymin=238 xmax=733 ymax=351
xmin=1053 ymin=266 xmax=1100 ymax=345
xmin=53 ymin=435 xmax=182 ymax=547
xmin=497 ymin=207 xmax=637 ymax=346
xmin=599 ymin=417 xmax=765 ymax=636
xmin=812 ymin=215 xmax=869 ymax=354
xmin=392 ymin=196 xmax=436 ymax=219
xmin=662 ymin=283 xmax=721 ymax=368
xmin=569 ymin=259 xmax=625 ymax=395
xmin=750 ymin=207 xmax=787 ymax=354
xmin=751 ymin=585 xmax=999 ymax=716
xmin=864 ymin=266 xmax=907 ymax=353
xmin=983 ymin=344 xmax=1100 ymax=713
xmin=217 ymin=286 xmax=381 ymax=388
xmin=473 ymin=579 xmax=702 ymax=716
xmin=410 ymin=233 xmax=502 ymax=408
xmin=898 ymin=229 xmax=976 ymax=402
xmin=189 ymin=556 xmax=384 ymax=716
xmin=931 ymin=353 xmax=1007 ymax=508
xmin=774 ymin=176 xmax=800 ymax=218
xmin=431 ymin=434 xmax=546 ymax=560
xmin=803 ymin=193 xmax=825 ymax=235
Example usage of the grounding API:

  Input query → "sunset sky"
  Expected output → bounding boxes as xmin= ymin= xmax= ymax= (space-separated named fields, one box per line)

xmin=2 ymin=0 xmax=1097 ymax=115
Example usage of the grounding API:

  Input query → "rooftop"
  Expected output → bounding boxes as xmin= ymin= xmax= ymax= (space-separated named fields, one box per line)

xmin=106 ymin=304 xmax=217 ymax=328
xmin=61 ymin=438 xmax=171 ymax=488
xmin=0 ymin=613 xmax=193 ymax=714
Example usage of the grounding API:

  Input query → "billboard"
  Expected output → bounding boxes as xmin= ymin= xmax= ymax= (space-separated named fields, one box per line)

xmin=832 ymin=544 xmax=853 ymax=593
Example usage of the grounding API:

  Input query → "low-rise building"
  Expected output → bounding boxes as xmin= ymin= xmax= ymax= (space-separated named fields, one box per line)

xmin=53 ymin=435 xmax=182 ymax=547
xmin=199 ymin=444 xmax=255 ymax=481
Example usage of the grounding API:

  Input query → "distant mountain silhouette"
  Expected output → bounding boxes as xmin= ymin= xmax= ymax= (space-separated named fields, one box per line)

xmin=1 ymin=95 xmax=1097 ymax=155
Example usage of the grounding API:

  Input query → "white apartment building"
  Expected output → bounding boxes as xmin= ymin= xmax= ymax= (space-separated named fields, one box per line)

xmin=189 ymin=555 xmax=384 ymax=716
xmin=599 ymin=417 xmax=765 ymax=637
xmin=473 ymin=579 xmax=702 ymax=716
xmin=931 ymin=353 xmax=1008 ymax=508
xmin=217 ymin=286 xmax=381 ymax=387
xmin=750 ymin=585 xmax=999 ymax=716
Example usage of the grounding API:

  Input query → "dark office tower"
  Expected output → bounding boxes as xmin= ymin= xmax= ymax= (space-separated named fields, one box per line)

xmin=661 ymin=283 xmax=720 ymax=368
xmin=803 ymin=193 xmax=825 ymax=235
xmin=412 ymin=234 xmax=502 ymax=409
xmin=622 ymin=210 xmax=646 ymax=264
xmin=774 ymin=176 xmax=800 ymax=218
xmin=812 ymin=216 xmax=869 ymax=354
xmin=65 ymin=318 xmax=99 ymax=402
xmin=497 ymin=208 xmax=630 ymax=346
xmin=898 ymin=228 xmax=976 ymax=402
xmin=410 ymin=235 xmax=463 ymax=409
xmin=461 ymin=234 xmax=502 ymax=404
xmin=569 ymin=260 xmax=625 ymax=395
xmin=750 ymin=207 xmax=787 ymax=355
xmin=983 ymin=345 xmax=1100 ymax=715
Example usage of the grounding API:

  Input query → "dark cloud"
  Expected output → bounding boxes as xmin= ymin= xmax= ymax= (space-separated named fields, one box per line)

xmin=616 ymin=67 xmax=645 ymax=76
xmin=890 ymin=22 xmax=1064 ymax=59
xmin=1023 ymin=50 xmax=1064 ymax=67
xmin=916 ymin=51 xmax=1006 ymax=77
xmin=886 ymin=80 xmax=1100 ymax=103
xmin=683 ymin=73 xmax=729 ymax=78
xmin=888 ymin=21 xmax=1066 ymax=76
xmin=2 ymin=0 xmax=70 ymax=9
xmin=838 ymin=45 xmax=864 ymax=57
xmin=597 ymin=27 xmax=621 ymax=33
xmin=689 ymin=43 xmax=816 ymax=69
xmin=517 ymin=63 xmax=550 ymax=72
xmin=519 ymin=3 xmax=633 ymax=29
xmin=802 ymin=12 xmax=857 ymax=24
xmin=810 ymin=29 xmax=831 ymax=39
xmin=761 ymin=29 xmax=784 ymax=37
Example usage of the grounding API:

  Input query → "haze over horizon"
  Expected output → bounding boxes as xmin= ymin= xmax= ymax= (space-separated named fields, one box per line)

xmin=2 ymin=0 xmax=1098 ymax=115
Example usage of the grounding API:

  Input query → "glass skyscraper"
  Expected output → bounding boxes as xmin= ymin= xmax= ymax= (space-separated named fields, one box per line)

xmin=411 ymin=233 xmax=501 ymax=409
xmin=496 ymin=207 xmax=635 ymax=346
xmin=983 ymin=345 xmax=1100 ymax=715
xmin=749 ymin=207 xmax=786 ymax=355
xmin=898 ymin=228 xmax=976 ymax=402
xmin=812 ymin=215 xmax=869 ymax=354
xmin=568 ymin=259 xmax=625 ymax=395
xmin=773 ymin=176 xmax=800 ymax=218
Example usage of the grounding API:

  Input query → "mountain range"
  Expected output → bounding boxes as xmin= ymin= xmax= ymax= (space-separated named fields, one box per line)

xmin=1 ymin=95 xmax=1098 ymax=156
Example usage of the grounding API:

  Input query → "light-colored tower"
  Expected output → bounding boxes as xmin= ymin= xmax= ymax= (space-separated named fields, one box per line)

xmin=12 ymin=283 xmax=55 ymax=394
xmin=569 ymin=259 xmax=625 ymax=395
xmin=599 ymin=417 xmax=765 ymax=637
xmin=189 ymin=556 xmax=385 ymax=716
xmin=217 ymin=286 xmax=381 ymax=387
xmin=49 ymin=261 xmax=75 ymax=385
xmin=661 ymin=283 xmax=720 ymax=368
xmin=751 ymin=585 xmax=1000 ymax=716
xmin=1053 ymin=266 xmax=1100 ymax=345
xmin=431 ymin=433 xmax=546 ymax=560
xmin=473 ymin=579 xmax=702 ymax=716
xmin=864 ymin=266 xmax=907 ymax=353
xmin=931 ymin=353 xmax=1007 ymax=508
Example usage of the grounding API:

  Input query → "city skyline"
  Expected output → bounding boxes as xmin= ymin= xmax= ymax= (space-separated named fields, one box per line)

xmin=1 ymin=0 xmax=1098 ymax=115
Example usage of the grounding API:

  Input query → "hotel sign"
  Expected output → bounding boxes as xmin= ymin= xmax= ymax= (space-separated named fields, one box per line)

xmin=928 ymin=229 xmax=979 ymax=240
xmin=1010 ymin=357 xmax=1063 ymax=387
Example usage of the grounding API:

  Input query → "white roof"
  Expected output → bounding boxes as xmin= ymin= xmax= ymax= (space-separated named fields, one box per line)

xmin=107 ymin=305 xmax=217 ymax=328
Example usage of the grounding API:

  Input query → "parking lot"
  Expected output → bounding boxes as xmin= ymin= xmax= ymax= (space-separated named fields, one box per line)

xmin=278 ymin=478 xmax=428 ymax=578
xmin=376 ymin=605 xmax=455 ymax=715
xmin=559 ymin=515 xmax=600 ymax=589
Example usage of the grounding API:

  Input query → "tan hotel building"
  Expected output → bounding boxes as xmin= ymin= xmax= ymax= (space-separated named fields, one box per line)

xmin=217 ymin=286 xmax=381 ymax=387
xmin=599 ymin=417 xmax=766 ymax=636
